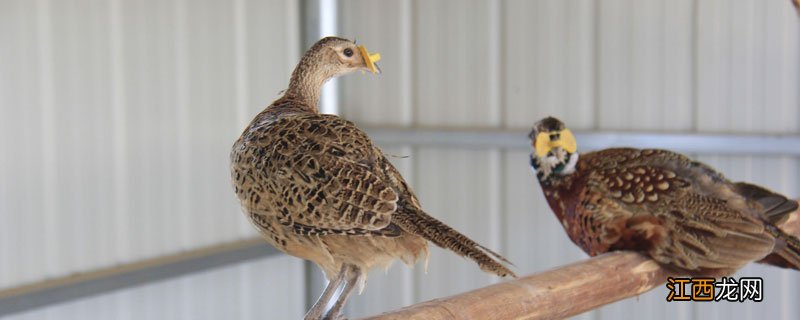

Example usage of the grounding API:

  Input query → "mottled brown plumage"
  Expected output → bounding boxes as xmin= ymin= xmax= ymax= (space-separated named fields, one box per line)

xmin=528 ymin=117 xmax=800 ymax=276
xmin=231 ymin=37 xmax=513 ymax=319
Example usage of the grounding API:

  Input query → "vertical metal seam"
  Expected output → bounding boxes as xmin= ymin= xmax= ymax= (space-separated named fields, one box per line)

xmin=36 ymin=0 xmax=57 ymax=277
xmin=233 ymin=0 xmax=249 ymax=132
xmin=659 ymin=0 xmax=666 ymax=130
xmin=690 ymin=0 xmax=699 ymax=132
xmin=400 ymin=0 xmax=413 ymax=126
xmin=780 ymin=0 xmax=794 ymax=135
xmin=400 ymin=0 xmax=416 ymax=307
xmin=319 ymin=0 xmax=338 ymax=115
xmin=591 ymin=0 xmax=600 ymax=130
xmin=286 ymin=0 xmax=300 ymax=61
xmin=400 ymin=145 xmax=415 ymax=307
xmin=410 ymin=0 xmax=419 ymax=127
xmin=486 ymin=149 xmax=502 ymax=285
xmin=488 ymin=0 xmax=502 ymax=128
xmin=108 ymin=0 xmax=129 ymax=265
xmin=624 ymin=1 xmax=633 ymax=131
xmin=487 ymin=0 xmax=504 ymax=285
xmin=173 ymin=0 xmax=191 ymax=252
xmin=232 ymin=0 xmax=246 ymax=239
xmin=779 ymin=156 xmax=793 ymax=319
xmin=793 ymin=4 xmax=800 ymax=137
xmin=724 ymin=0 xmax=734 ymax=133
xmin=410 ymin=144 xmax=422 ymax=305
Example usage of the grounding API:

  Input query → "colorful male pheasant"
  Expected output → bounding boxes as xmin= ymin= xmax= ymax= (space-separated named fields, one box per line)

xmin=528 ymin=116 xmax=800 ymax=276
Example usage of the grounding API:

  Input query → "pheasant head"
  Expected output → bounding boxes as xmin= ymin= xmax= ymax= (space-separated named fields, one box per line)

xmin=285 ymin=37 xmax=381 ymax=111
xmin=528 ymin=117 xmax=579 ymax=184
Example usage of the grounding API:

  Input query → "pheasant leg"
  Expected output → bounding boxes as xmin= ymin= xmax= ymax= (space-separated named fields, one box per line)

xmin=304 ymin=264 xmax=348 ymax=320
xmin=324 ymin=264 xmax=361 ymax=320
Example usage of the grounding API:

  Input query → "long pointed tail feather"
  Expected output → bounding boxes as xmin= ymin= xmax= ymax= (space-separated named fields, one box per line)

xmin=734 ymin=182 xmax=798 ymax=224
xmin=734 ymin=182 xmax=800 ymax=269
xmin=761 ymin=224 xmax=800 ymax=270
xmin=395 ymin=208 xmax=517 ymax=278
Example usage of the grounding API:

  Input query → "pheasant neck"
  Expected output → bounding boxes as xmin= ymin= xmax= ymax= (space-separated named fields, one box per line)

xmin=283 ymin=51 xmax=337 ymax=113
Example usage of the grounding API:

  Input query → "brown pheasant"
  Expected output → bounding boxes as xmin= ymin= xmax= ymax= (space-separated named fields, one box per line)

xmin=528 ymin=116 xmax=800 ymax=277
xmin=231 ymin=37 xmax=514 ymax=320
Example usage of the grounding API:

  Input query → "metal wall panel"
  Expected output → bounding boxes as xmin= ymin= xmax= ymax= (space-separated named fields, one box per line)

xmin=413 ymin=0 xmax=502 ymax=127
xmin=503 ymin=0 xmax=596 ymax=130
xmin=412 ymin=148 xmax=503 ymax=299
xmin=0 ymin=0 xmax=50 ymax=289
xmin=339 ymin=0 xmax=413 ymax=126
xmin=696 ymin=0 xmax=800 ymax=134
xmin=2 ymin=0 xmax=799 ymax=318
xmin=335 ymin=0 xmax=800 ymax=319
xmin=596 ymin=0 xmax=694 ymax=131
xmin=0 ymin=0 xmax=299 ymax=291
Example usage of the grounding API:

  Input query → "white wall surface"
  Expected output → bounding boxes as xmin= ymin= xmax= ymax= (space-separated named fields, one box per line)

xmin=0 ymin=0 xmax=799 ymax=319
xmin=0 ymin=0 xmax=301 ymax=302
xmin=2 ymin=256 xmax=305 ymax=320
xmin=338 ymin=0 xmax=800 ymax=319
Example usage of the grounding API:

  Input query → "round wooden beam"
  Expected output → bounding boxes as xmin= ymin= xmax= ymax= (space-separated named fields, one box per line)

xmin=361 ymin=251 xmax=671 ymax=320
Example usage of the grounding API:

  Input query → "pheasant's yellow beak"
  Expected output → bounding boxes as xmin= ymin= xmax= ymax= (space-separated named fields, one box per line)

xmin=357 ymin=45 xmax=381 ymax=74
xmin=534 ymin=129 xmax=577 ymax=157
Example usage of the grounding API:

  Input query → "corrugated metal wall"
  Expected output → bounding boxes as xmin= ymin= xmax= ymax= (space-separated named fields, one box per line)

xmin=1 ymin=0 xmax=799 ymax=319
xmin=338 ymin=0 xmax=800 ymax=319
xmin=0 ymin=0 xmax=304 ymax=318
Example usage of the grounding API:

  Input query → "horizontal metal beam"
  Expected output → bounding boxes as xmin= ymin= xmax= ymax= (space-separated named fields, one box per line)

xmin=0 ymin=238 xmax=278 ymax=317
xmin=364 ymin=127 xmax=800 ymax=156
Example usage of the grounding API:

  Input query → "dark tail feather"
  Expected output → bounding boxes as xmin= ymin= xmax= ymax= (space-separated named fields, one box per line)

xmin=476 ymin=244 xmax=515 ymax=266
xmin=760 ymin=224 xmax=800 ymax=270
xmin=396 ymin=209 xmax=516 ymax=278
xmin=734 ymin=182 xmax=798 ymax=224
xmin=734 ymin=182 xmax=799 ymax=269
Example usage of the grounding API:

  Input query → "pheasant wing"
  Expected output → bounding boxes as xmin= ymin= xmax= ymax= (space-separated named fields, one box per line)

xmin=582 ymin=149 xmax=774 ymax=273
xmin=259 ymin=114 xmax=400 ymax=236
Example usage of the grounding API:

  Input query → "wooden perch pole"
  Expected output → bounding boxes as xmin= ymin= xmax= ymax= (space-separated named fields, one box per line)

xmin=361 ymin=252 xmax=670 ymax=320
xmin=362 ymin=207 xmax=800 ymax=320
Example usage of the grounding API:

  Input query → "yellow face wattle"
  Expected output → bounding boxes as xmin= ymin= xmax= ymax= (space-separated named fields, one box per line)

xmin=534 ymin=129 xmax=577 ymax=157
xmin=357 ymin=45 xmax=381 ymax=73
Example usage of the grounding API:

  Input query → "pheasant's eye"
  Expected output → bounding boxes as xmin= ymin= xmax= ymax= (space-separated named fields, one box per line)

xmin=343 ymin=48 xmax=354 ymax=57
